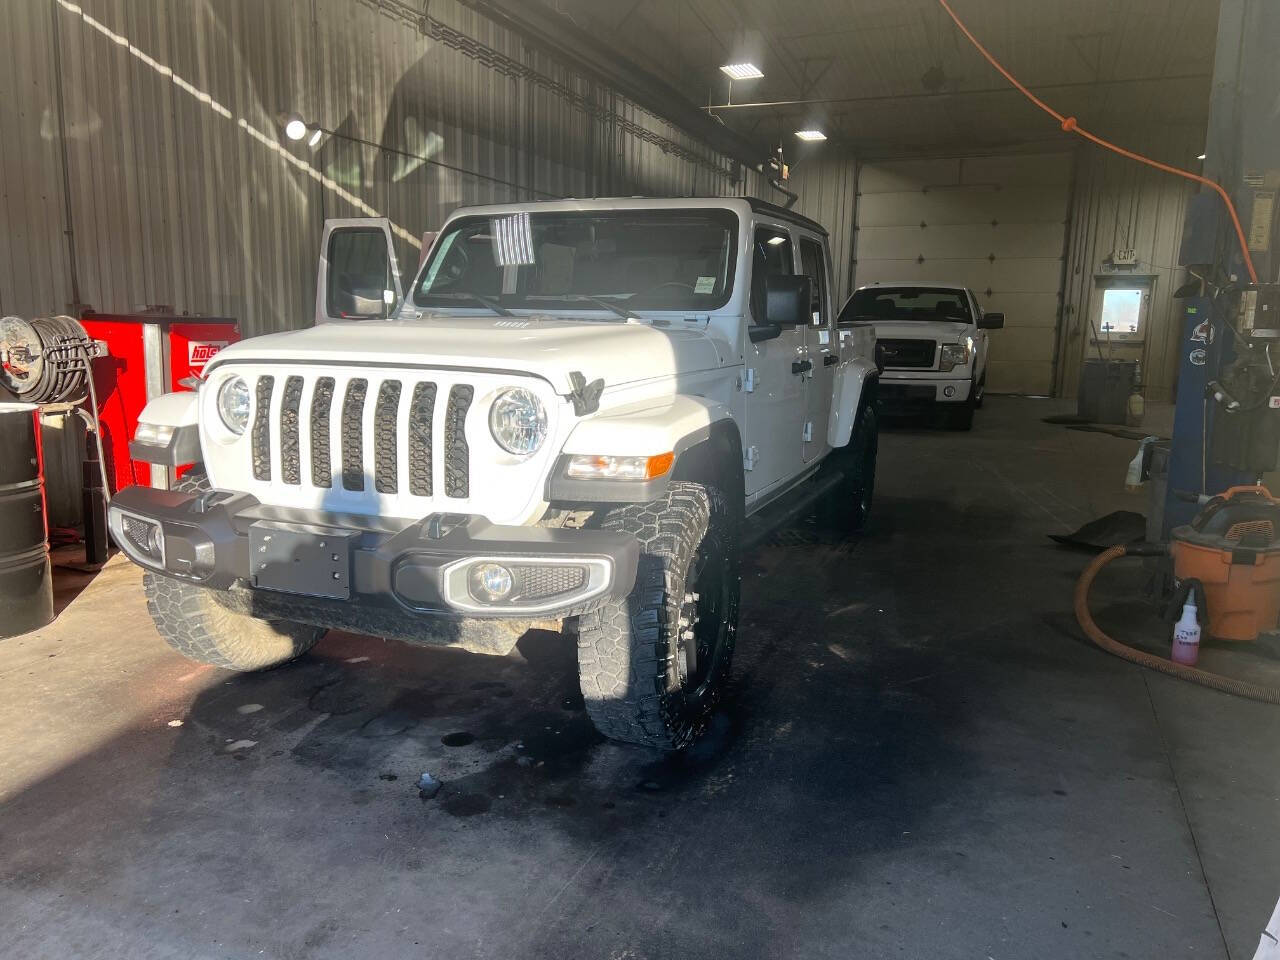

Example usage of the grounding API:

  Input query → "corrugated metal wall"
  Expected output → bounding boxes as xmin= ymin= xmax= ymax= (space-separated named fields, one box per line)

xmin=787 ymin=153 xmax=859 ymax=309
xmin=1056 ymin=126 xmax=1204 ymax=402
xmin=1 ymin=0 xmax=776 ymax=336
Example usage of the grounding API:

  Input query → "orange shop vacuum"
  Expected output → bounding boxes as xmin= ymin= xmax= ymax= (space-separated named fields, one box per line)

xmin=1074 ymin=485 xmax=1280 ymax=704
xmin=1170 ymin=486 xmax=1280 ymax=643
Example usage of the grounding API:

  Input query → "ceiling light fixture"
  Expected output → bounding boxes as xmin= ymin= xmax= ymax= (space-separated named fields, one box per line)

xmin=795 ymin=129 xmax=827 ymax=142
xmin=1197 ymin=153 xmax=1206 ymax=160
xmin=283 ymin=116 xmax=308 ymax=141
xmin=720 ymin=62 xmax=763 ymax=81
xmin=308 ymin=127 xmax=323 ymax=147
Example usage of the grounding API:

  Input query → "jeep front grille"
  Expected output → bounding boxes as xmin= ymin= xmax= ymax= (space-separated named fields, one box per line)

xmin=247 ymin=373 xmax=475 ymax=501
xmin=309 ymin=377 xmax=335 ymax=488
xmin=251 ymin=376 xmax=274 ymax=481
xmin=407 ymin=382 xmax=437 ymax=497
xmin=280 ymin=375 xmax=303 ymax=485
xmin=444 ymin=385 xmax=473 ymax=499
xmin=374 ymin=381 xmax=401 ymax=494
xmin=341 ymin=378 xmax=368 ymax=491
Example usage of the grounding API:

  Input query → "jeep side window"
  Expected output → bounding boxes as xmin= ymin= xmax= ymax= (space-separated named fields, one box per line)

xmin=750 ymin=228 xmax=794 ymax=323
xmin=799 ymin=238 xmax=828 ymax=327
xmin=326 ymin=227 xmax=394 ymax=319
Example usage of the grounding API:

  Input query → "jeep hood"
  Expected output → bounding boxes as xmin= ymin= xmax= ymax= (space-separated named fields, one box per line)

xmin=207 ymin=316 xmax=722 ymax=394
xmin=866 ymin=319 xmax=971 ymax=342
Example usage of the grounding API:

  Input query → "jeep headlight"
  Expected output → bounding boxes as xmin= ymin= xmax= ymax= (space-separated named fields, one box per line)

xmin=488 ymin=387 xmax=547 ymax=455
xmin=216 ymin=375 xmax=251 ymax=435
xmin=939 ymin=343 xmax=970 ymax=372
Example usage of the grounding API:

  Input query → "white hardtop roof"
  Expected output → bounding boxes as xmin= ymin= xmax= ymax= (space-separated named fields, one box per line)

xmin=443 ymin=196 xmax=827 ymax=235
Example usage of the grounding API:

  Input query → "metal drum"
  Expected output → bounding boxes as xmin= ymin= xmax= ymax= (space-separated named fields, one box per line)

xmin=0 ymin=402 xmax=54 ymax=638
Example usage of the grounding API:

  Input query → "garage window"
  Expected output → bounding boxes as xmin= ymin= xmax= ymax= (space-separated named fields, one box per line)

xmin=1091 ymin=280 xmax=1151 ymax=343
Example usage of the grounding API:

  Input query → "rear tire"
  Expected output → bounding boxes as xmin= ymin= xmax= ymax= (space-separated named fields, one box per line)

xmin=142 ymin=470 xmax=324 ymax=671
xmin=576 ymin=482 xmax=740 ymax=750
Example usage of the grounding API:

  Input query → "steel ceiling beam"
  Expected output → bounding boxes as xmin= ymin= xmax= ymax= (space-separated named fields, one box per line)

xmin=455 ymin=0 xmax=766 ymax=168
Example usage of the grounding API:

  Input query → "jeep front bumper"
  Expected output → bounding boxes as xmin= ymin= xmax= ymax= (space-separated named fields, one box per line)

xmin=108 ymin=485 xmax=639 ymax=620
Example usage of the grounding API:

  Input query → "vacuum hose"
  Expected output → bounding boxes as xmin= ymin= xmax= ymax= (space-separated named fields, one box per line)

xmin=1074 ymin=545 xmax=1280 ymax=704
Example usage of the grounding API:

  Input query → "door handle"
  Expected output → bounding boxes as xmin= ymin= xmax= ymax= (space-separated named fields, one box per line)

xmin=792 ymin=359 xmax=812 ymax=375
xmin=823 ymin=355 xmax=838 ymax=367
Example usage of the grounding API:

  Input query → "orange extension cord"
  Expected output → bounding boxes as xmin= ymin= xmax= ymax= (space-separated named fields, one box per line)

xmin=1075 ymin=545 xmax=1280 ymax=704
xmin=937 ymin=0 xmax=1259 ymax=285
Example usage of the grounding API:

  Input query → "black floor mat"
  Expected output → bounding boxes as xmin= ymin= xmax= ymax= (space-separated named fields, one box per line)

xmin=1049 ymin=510 xmax=1148 ymax=551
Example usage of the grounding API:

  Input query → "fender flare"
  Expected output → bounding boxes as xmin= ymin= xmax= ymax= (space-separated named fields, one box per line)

xmin=827 ymin=359 xmax=879 ymax=448
xmin=129 ymin=391 xmax=202 ymax=468
xmin=548 ymin=395 xmax=740 ymax=504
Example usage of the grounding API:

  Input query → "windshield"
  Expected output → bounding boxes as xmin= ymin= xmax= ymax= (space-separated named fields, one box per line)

xmin=412 ymin=209 xmax=738 ymax=313
xmin=839 ymin=287 xmax=971 ymax=324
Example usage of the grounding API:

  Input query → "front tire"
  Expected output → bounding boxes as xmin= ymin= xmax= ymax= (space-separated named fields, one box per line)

xmin=576 ymin=482 xmax=740 ymax=750
xmin=145 ymin=573 xmax=325 ymax=671
xmin=142 ymin=470 xmax=324 ymax=671
xmin=845 ymin=402 xmax=878 ymax=530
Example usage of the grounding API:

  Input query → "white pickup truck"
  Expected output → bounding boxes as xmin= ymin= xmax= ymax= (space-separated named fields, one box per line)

xmin=838 ymin=283 xmax=1003 ymax=430
xmin=110 ymin=197 xmax=879 ymax=749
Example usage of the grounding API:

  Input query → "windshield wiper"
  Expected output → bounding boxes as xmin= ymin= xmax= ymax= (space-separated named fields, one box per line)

xmin=423 ymin=292 xmax=513 ymax=317
xmin=525 ymin=294 xmax=642 ymax=322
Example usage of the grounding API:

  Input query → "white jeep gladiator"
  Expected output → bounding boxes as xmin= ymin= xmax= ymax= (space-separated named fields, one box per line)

xmin=837 ymin=283 xmax=1003 ymax=430
xmin=110 ymin=198 xmax=879 ymax=749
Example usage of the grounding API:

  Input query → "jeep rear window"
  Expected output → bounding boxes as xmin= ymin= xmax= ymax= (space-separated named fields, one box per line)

xmin=411 ymin=209 xmax=738 ymax=313
xmin=839 ymin=287 xmax=971 ymax=324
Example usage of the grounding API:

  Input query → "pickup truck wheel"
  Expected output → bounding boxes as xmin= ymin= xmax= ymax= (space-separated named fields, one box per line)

xmin=576 ymin=482 xmax=739 ymax=750
xmin=974 ymin=374 xmax=986 ymax=409
xmin=947 ymin=388 xmax=976 ymax=431
xmin=142 ymin=470 xmax=324 ymax=671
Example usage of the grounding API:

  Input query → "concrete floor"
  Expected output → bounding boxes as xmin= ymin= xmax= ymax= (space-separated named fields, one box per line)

xmin=3 ymin=397 xmax=1279 ymax=960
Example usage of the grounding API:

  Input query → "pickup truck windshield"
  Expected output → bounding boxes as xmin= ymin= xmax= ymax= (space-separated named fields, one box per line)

xmin=413 ymin=209 xmax=738 ymax=313
xmin=839 ymin=287 xmax=971 ymax=324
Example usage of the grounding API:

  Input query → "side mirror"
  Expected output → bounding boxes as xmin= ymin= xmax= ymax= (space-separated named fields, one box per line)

xmin=978 ymin=312 xmax=1004 ymax=330
xmin=749 ymin=321 xmax=782 ymax=343
xmin=766 ymin=275 xmax=811 ymax=327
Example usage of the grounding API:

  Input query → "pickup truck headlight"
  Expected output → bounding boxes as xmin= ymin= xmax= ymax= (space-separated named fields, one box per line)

xmin=489 ymin=387 xmax=547 ymax=455
xmin=939 ymin=343 xmax=971 ymax=372
xmin=216 ymin=376 xmax=251 ymax=435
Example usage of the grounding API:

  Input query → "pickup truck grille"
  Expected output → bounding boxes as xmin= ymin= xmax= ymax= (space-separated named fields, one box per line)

xmin=875 ymin=338 xmax=936 ymax=370
xmin=250 ymin=372 xmax=470 ymax=499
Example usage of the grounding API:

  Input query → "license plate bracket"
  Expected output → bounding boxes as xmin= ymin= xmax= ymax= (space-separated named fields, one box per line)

xmin=249 ymin=521 xmax=356 ymax=600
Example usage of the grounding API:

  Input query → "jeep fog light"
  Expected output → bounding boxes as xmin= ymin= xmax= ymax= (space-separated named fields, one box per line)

xmin=566 ymin=452 xmax=674 ymax=481
xmin=469 ymin=562 xmax=514 ymax=602
xmin=109 ymin=509 xmax=166 ymax=568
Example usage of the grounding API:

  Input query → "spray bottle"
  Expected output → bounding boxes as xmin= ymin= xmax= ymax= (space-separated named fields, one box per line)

xmin=1172 ymin=595 xmax=1201 ymax=666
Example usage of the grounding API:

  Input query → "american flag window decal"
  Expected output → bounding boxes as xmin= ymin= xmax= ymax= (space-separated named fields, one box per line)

xmin=490 ymin=212 xmax=535 ymax=266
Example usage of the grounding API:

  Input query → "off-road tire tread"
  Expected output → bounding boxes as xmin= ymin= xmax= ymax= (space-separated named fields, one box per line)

xmin=576 ymin=482 xmax=736 ymax=750
xmin=142 ymin=470 xmax=323 ymax=671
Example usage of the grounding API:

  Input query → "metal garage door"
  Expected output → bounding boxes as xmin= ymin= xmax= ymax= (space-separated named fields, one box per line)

xmin=854 ymin=155 xmax=1072 ymax=395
